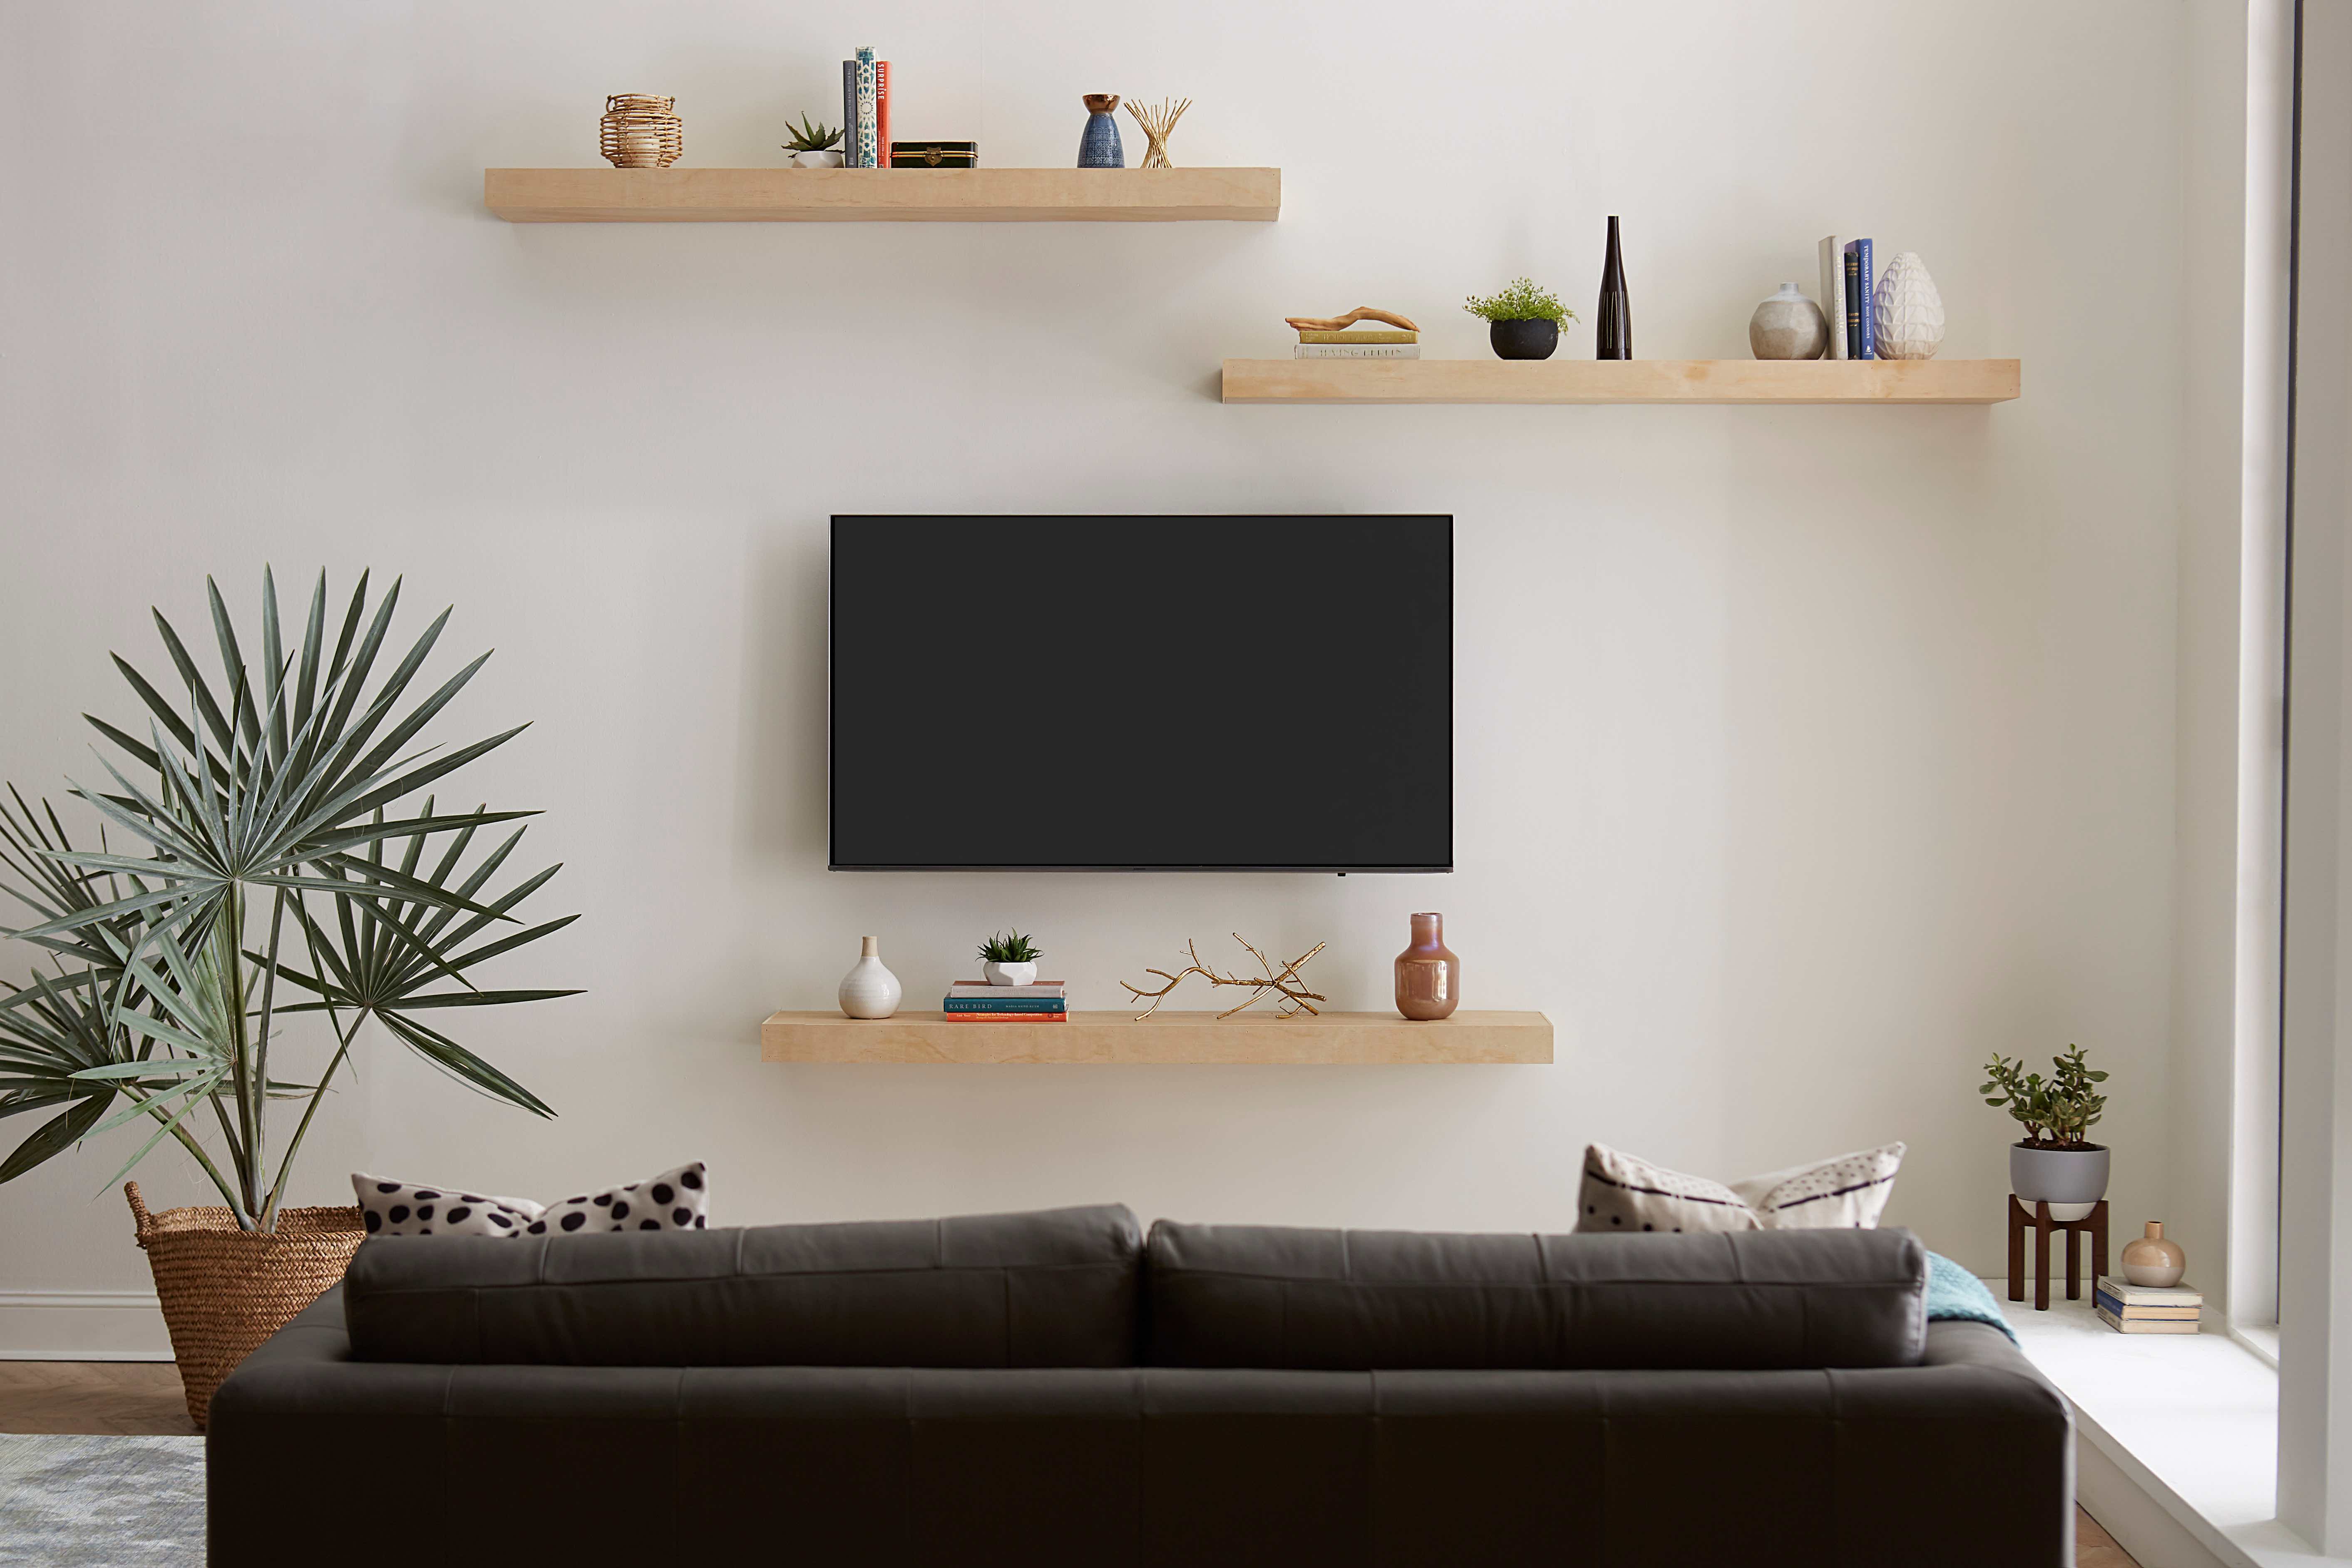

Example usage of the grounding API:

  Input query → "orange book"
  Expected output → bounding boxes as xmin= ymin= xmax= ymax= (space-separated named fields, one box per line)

xmin=875 ymin=61 xmax=891 ymax=167
xmin=941 ymin=1011 xmax=1067 ymax=1022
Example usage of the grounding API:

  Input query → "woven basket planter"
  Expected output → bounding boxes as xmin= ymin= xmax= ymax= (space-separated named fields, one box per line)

xmin=599 ymin=93 xmax=683 ymax=168
xmin=126 ymin=1181 xmax=365 ymax=1430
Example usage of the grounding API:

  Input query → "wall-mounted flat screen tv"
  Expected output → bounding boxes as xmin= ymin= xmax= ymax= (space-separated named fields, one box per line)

xmin=830 ymin=515 xmax=1452 ymax=871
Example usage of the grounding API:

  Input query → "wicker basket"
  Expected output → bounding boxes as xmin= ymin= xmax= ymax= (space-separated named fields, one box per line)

xmin=600 ymin=93 xmax=683 ymax=169
xmin=126 ymin=1181 xmax=365 ymax=1430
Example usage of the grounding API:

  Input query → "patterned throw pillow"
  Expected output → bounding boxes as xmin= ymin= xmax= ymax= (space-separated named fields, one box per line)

xmin=350 ymin=1175 xmax=542 ymax=1238
xmin=1576 ymin=1142 xmax=1905 ymax=1234
xmin=352 ymin=1161 xmax=709 ymax=1238
xmin=528 ymin=1161 xmax=710 ymax=1236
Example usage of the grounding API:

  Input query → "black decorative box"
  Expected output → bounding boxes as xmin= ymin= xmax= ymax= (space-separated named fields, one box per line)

xmin=889 ymin=140 xmax=979 ymax=169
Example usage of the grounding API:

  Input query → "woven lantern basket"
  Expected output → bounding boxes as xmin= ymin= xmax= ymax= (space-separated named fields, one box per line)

xmin=126 ymin=1181 xmax=365 ymax=1430
xmin=599 ymin=92 xmax=683 ymax=169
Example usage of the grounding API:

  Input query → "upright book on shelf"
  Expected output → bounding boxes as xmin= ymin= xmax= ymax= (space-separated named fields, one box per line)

xmin=1844 ymin=238 xmax=1876 ymax=358
xmin=854 ymin=48 xmax=878 ymax=169
xmin=841 ymin=60 xmax=859 ymax=167
xmin=1817 ymin=236 xmax=1848 ymax=360
xmin=874 ymin=59 xmax=892 ymax=167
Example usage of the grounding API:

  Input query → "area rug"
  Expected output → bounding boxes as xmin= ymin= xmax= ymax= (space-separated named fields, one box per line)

xmin=0 ymin=1433 xmax=204 ymax=1566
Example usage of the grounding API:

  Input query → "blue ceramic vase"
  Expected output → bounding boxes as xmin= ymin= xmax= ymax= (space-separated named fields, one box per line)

xmin=1078 ymin=94 xmax=1125 ymax=168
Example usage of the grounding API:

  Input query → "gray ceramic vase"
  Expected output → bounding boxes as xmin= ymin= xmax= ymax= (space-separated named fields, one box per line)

xmin=1748 ymin=283 xmax=1828 ymax=360
xmin=2009 ymin=1142 xmax=2109 ymax=1222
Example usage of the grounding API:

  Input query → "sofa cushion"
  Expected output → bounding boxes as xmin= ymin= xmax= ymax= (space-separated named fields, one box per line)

xmin=344 ymin=1204 xmax=1141 ymax=1367
xmin=1145 ymin=1222 xmax=1926 ymax=1370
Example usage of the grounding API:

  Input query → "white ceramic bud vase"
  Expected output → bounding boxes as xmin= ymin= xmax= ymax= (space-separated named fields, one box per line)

xmin=1873 ymin=251 xmax=1946 ymax=360
xmin=838 ymin=936 xmax=902 ymax=1019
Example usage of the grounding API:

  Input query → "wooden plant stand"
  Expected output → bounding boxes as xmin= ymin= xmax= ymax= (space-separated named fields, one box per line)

xmin=2006 ymin=1195 xmax=2109 ymax=1311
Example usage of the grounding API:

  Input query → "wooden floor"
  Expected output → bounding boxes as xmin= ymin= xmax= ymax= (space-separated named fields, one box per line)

xmin=0 ymin=1362 xmax=2140 ymax=1562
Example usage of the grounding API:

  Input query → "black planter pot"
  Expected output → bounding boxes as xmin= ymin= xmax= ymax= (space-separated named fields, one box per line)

xmin=1489 ymin=318 xmax=1560 ymax=360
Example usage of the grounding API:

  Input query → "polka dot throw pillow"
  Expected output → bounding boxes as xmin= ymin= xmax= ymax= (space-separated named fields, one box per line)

xmin=350 ymin=1175 xmax=543 ymax=1238
xmin=352 ymin=1161 xmax=709 ymax=1238
xmin=528 ymin=1161 xmax=710 ymax=1236
xmin=1577 ymin=1141 xmax=1905 ymax=1234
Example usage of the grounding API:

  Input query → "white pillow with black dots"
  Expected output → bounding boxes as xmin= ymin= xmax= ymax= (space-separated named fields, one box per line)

xmin=352 ymin=1161 xmax=708 ymax=1238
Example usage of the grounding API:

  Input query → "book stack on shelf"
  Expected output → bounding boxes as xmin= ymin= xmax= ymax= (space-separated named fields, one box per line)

xmin=942 ymin=980 xmax=1068 ymax=1023
xmin=2093 ymin=1276 xmax=2203 ymax=1335
xmin=1296 ymin=326 xmax=1418 ymax=360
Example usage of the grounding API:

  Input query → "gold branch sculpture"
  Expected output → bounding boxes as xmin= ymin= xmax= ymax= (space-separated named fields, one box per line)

xmin=1121 ymin=933 xmax=1328 ymax=1020
xmin=1125 ymin=97 xmax=1190 ymax=169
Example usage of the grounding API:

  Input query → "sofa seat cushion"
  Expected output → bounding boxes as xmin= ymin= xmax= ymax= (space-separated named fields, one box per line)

xmin=1146 ymin=1223 xmax=1926 ymax=1370
xmin=343 ymin=1204 xmax=1141 ymax=1367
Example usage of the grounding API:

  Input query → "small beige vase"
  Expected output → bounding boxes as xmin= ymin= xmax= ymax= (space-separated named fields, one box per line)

xmin=2120 ymin=1220 xmax=2186 ymax=1288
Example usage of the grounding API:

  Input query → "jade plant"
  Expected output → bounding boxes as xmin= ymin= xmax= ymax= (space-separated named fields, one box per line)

xmin=1979 ymin=1044 xmax=2109 ymax=1149
xmin=977 ymin=930 xmax=1042 ymax=966
xmin=1464 ymin=278 xmax=1578 ymax=325
xmin=783 ymin=114 xmax=844 ymax=154
xmin=0 ymin=570 xmax=577 ymax=1230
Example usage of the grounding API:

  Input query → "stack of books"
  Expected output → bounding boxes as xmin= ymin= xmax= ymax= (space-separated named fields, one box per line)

xmin=1295 ymin=326 xmax=1419 ymax=360
xmin=2093 ymin=1276 xmax=2202 ymax=1334
xmin=942 ymin=980 xmax=1068 ymax=1022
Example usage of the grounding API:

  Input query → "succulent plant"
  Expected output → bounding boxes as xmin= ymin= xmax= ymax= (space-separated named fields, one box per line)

xmin=978 ymin=930 xmax=1043 ymax=965
xmin=783 ymin=114 xmax=844 ymax=154
xmin=1980 ymin=1044 xmax=2110 ymax=1149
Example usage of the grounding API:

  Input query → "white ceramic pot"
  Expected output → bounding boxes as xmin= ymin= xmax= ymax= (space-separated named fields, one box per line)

xmin=983 ymin=960 xmax=1038 ymax=987
xmin=794 ymin=149 xmax=845 ymax=169
xmin=2009 ymin=1142 xmax=2109 ymax=1222
xmin=1873 ymin=251 xmax=1946 ymax=359
xmin=837 ymin=936 xmax=902 ymax=1018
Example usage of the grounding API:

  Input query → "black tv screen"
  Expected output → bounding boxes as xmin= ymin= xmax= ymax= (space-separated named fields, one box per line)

xmin=830 ymin=515 xmax=1452 ymax=871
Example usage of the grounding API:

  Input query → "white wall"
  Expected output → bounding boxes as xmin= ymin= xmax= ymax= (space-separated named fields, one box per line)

xmin=0 ymin=0 xmax=2194 ymax=1353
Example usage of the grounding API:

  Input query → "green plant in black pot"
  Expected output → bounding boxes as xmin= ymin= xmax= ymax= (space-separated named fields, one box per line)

xmin=1465 ymin=278 xmax=1578 ymax=361
xmin=1982 ymin=1044 xmax=2111 ymax=1217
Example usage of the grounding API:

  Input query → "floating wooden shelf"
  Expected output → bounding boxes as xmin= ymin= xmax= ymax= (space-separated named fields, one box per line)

xmin=759 ymin=1010 xmax=1552 ymax=1065
xmin=484 ymin=167 xmax=1281 ymax=223
xmin=1220 ymin=357 xmax=2021 ymax=404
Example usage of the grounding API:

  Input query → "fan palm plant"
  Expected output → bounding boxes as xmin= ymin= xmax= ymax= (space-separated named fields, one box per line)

xmin=0 ymin=568 xmax=576 ymax=1232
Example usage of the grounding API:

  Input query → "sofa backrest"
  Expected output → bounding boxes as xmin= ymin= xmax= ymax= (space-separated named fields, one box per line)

xmin=1145 ymin=1221 xmax=1927 ymax=1370
xmin=343 ymin=1203 xmax=1142 ymax=1366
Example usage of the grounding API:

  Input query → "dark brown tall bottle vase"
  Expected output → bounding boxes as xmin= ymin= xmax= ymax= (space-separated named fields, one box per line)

xmin=1595 ymin=215 xmax=1631 ymax=359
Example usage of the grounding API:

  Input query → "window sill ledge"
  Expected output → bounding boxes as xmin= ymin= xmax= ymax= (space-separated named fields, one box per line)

xmin=1995 ymin=1285 xmax=2333 ymax=1568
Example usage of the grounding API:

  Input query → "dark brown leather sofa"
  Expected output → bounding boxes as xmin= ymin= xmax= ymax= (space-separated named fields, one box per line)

xmin=207 ymin=1205 xmax=2071 ymax=1566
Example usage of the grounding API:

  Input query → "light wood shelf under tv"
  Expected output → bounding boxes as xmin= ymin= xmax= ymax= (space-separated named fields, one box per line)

xmin=1219 ymin=357 xmax=2021 ymax=404
xmin=760 ymin=1010 xmax=1552 ymax=1065
xmin=484 ymin=167 xmax=1281 ymax=223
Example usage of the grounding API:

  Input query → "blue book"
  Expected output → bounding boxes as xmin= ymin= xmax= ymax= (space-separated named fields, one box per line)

xmin=841 ymin=61 xmax=857 ymax=166
xmin=943 ymin=997 xmax=1069 ymax=1012
xmin=854 ymin=48 xmax=878 ymax=169
xmin=1844 ymin=238 xmax=1875 ymax=359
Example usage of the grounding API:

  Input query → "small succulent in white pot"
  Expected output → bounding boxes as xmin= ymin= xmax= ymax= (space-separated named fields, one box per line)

xmin=1982 ymin=1044 xmax=2111 ymax=1219
xmin=978 ymin=929 xmax=1042 ymax=987
xmin=783 ymin=113 xmax=844 ymax=169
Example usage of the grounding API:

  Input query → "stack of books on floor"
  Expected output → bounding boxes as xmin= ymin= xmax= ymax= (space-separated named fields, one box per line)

xmin=2093 ymin=1276 xmax=2202 ymax=1334
xmin=942 ymin=981 xmax=1067 ymax=1022
xmin=1295 ymin=327 xmax=1418 ymax=360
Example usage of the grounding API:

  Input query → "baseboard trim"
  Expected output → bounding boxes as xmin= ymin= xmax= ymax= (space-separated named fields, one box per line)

xmin=0 ymin=1289 xmax=173 ymax=1361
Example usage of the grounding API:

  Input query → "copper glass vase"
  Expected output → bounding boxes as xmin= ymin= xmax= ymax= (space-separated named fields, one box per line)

xmin=1394 ymin=913 xmax=1460 ymax=1020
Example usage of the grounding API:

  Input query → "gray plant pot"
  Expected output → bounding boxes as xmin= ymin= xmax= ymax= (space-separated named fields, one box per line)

xmin=2009 ymin=1142 xmax=2109 ymax=1221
